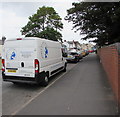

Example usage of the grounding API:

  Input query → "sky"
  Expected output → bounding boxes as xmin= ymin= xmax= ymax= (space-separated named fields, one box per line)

xmin=0 ymin=0 xmax=90 ymax=44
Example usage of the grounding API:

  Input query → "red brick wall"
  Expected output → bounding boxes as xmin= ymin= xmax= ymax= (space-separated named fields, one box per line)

xmin=98 ymin=43 xmax=120 ymax=104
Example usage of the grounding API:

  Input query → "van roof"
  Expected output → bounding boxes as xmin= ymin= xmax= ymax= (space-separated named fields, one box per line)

xmin=6 ymin=37 xmax=42 ymax=41
xmin=5 ymin=37 xmax=60 ymax=44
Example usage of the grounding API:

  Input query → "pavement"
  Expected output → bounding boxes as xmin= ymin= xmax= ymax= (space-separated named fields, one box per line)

xmin=14 ymin=54 xmax=118 ymax=115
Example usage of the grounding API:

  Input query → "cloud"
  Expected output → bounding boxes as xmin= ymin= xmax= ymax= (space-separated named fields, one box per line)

xmin=0 ymin=1 xmax=75 ymax=39
xmin=0 ymin=9 xmax=28 ymax=39
xmin=0 ymin=0 xmax=89 ymax=43
xmin=1 ymin=0 xmax=78 ymax=2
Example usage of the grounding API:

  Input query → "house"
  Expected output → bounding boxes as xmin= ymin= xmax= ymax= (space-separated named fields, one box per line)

xmin=80 ymin=43 xmax=94 ymax=51
xmin=0 ymin=36 xmax=6 ymax=58
xmin=63 ymin=40 xmax=82 ymax=51
xmin=63 ymin=40 xmax=94 ymax=52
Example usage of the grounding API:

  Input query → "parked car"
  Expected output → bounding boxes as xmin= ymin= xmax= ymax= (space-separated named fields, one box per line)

xmin=89 ymin=49 xmax=94 ymax=53
xmin=2 ymin=37 xmax=67 ymax=86
xmin=81 ymin=50 xmax=86 ymax=57
xmin=66 ymin=52 xmax=79 ymax=63
xmin=85 ymin=50 xmax=89 ymax=56
xmin=77 ymin=51 xmax=83 ymax=60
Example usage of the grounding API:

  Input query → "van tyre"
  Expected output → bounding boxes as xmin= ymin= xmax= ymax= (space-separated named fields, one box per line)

xmin=76 ymin=58 xmax=79 ymax=63
xmin=63 ymin=63 xmax=67 ymax=72
xmin=41 ymin=75 xmax=49 ymax=87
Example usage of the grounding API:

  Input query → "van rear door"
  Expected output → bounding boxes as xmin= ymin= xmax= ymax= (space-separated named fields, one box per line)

xmin=4 ymin=39 xmax=36 ymax=77
xmin=5 ymin=40 xmax=21 ymax=76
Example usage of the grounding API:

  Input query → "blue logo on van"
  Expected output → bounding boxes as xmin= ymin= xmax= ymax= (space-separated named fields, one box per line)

xmin=10 ymin=52 xmax=16 ymax=60
xmin=45 ymin=47 xmax=48 ymax=58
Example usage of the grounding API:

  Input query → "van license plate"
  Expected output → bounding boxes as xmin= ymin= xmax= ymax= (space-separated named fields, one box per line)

xmin=8 ymin=70 xmax=16 ymax=73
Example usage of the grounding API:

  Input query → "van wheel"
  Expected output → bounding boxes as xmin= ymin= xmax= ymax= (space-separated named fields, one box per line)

xmin=41 ymin=75 xmax=49 ymax=87
xmin=63 ymin=63 xmax=67 ymax=72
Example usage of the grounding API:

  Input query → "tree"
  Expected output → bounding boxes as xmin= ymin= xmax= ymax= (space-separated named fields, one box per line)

xmin=38 ymin=27 xmax=62 ymax=41
xmin=21 ymin=6 xmax=63 ymax=41
xmin=65 ymin=2 xmax=120 ymax=46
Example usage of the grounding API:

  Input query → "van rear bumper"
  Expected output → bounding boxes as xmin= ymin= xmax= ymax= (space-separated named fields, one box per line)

xmin=2 ymin=71 xmax=46 ymax=84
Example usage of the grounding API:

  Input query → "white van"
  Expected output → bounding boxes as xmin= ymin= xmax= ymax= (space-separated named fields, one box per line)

xmin=2 ymin=37 xmax=67 ymax=86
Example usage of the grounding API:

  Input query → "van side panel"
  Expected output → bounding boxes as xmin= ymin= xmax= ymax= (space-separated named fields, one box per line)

xmin=37 ymin=40 xmax=65 ymax=76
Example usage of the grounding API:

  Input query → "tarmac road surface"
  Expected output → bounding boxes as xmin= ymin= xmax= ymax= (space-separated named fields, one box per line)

xmin=2 ymin=62 xmax=76 ymax=115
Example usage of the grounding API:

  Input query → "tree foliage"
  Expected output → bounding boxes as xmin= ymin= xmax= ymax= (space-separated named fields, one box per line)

xmin=65 ymin=2 xmax=120 ymax=46
xmin=38 ymin=27 xmax=62 ymax=41
xmin=21 ymin=6 xmax=63 ymax=41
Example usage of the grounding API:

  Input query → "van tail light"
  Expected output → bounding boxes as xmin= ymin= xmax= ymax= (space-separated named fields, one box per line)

xmin=34 ymin=59 xmax=39 ymax=74
xmin=17 ymin=38 xmax=22 ymax=40
xmin=2 ymin=59 xmax=5 ymax=72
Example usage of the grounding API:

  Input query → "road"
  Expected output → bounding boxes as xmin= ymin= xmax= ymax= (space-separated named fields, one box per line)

xmin=2 ymin=62 xmax=76 ymax=115
xmin=2 ymin=54 xmax=118 ymax=115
